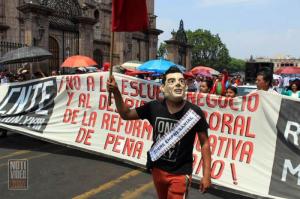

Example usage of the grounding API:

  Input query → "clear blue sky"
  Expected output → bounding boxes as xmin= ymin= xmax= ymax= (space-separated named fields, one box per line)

xmin=155 ymin=0 xmax=300 ymax=59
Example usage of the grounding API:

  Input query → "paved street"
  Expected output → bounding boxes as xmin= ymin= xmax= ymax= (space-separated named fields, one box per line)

xmin=0 ymin=132 xmax=253 ymax=199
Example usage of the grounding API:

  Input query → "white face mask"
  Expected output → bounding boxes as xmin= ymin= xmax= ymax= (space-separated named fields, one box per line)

xmin=160 ymin=73 xmax=186 ymax=102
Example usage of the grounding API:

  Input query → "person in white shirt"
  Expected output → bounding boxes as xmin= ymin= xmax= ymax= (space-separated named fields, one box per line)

xmin=256 ymin=71 xmax=278 ymax=93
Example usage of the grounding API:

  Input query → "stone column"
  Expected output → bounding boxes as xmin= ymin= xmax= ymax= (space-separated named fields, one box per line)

xmin=165 ymin=40 xmax=179 ymax=63
xmin=185 ymin=45 xmax=193 ymax=70
xmin=17 ymin=3 xmax=53 ymax=48
xmin=75 ymin=16 xmax=96 ymax=57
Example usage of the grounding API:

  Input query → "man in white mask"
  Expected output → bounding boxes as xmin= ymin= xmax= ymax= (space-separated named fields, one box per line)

xmin=107 ymin=66 xmax=211 ymax=199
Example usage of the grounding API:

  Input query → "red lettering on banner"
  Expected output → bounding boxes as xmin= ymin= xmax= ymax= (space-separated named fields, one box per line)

xmin=101 ymin=113 xmax=110 ymax=130
xmin=82 ymin=111 xmax=97 ymax=127
xmin=218 ymin=136 xmax=227 ymax=156
xmin=231 ymin=139 xmax=243 ymax=160
xmin=122 ymin=138 xmax=143 ymax=159
xmin=233 ymin=116 xmax=245 ymax=136
xmin=87 ymin=76 xmax=95 ymax=91
xmin=193 ymin=156 xmax=224 ymax=179
xmin=229 ymin=98 xmax=239 ymax=111
xmin=125 ymin=120 xmax=152 ymax=140
xmin=104 ymin=133 xmax=144 ymax=159
xmin=218 ymin=96 xmax=228 ymax=108
xmin=75 ymin=127 xmax=94 ymax=145
xmin=139 ymin=82 xmax=147 ymax=98
xmin=98 ymin=94 xmax=106 ymax=110
xmin=122 ymin=79 xmax=129 ymax=95
xmin=245 ymin=117 xmax=255 ymax=138
xmin=78 ymin=93 xmax=91 ymax=108
xmin=209 ymin=112 xmax=221 ymax=130
xmin=104 ymin=133 xmax=115 ymax=149
xmin=206 ymin=135 xmax=253 ymax=163
xmin=119 ymin=80 xmax=161 ymax=100
xmin=132 ymin=141 xmax=143 ymax=159
xmin=211 ymin=160 xmax=225 ymax=179
xmin=186 ymin=92 xmax=196 ymax=104
xmin=196 ymin=93 xmax=205 ymax=106
xmin=207 ymin=112 xmax=255 ymax=138
xmin=58 ymin=76 xmax=64 ymax=92
xmin=221 ymin=114 xmax=234 ymax=134
xmin=147 ymin=84 xmax=156 ymax=100
xmin=66 ymin=75 xmax=81 ymax=90
xmin=248 ymin=93 xmax=259 ymax=112
xmin=186 ymin=92 xmax=259 ymax=112
xmin=187 ymin=92 xmax=205 ymax=107
xmin=240 ymin=141 xmax=253 ymax=163
xmin=224 ymin=137 xmax=231 ymax=158
xmin=67 ymin=92 xmax=74 ymax=106
xmin=63 ymin=109 xmax=79 ymax=124
xmin=206 ymin=94 xmax=217 ymax=108
xmin=101 ymin=113 xmax=124 ymax=132
xmin=99 ymin=75 xmax=107 ymax=92
xmin=241 ymin=95 xmax=247 ymax=111
xmin=130 ymin=81 xmax=139 ymax=97
xmin=113 ymin=135 xmax=123 ymax=153
xmin=122 ymin=138 xmax=135 ymax=156
xmin=98 ymin=94 xmax=116 ymax=112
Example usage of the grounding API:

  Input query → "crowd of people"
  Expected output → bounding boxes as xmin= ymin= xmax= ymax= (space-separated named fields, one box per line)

xmin=1 ymin=66 xmax=300 ymax=139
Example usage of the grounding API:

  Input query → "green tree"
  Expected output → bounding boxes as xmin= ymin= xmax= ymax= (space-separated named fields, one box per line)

xmin=227 ymin=58 xmax=246 ymax=73
xmin=186 ymin=29 xmax=230 ymax=70
xmin=157 ymin=42 xmax=167 ymax=58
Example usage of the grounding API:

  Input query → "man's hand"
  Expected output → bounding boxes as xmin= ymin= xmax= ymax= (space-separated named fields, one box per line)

xmin=107 ymin=75 xmax=118 ymax=93
xmin=199 ymin=176 xmax=211 ymax=193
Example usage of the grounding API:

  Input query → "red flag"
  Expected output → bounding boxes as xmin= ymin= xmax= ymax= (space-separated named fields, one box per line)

xmin=112 ymin=0 xmax=148 ymax=32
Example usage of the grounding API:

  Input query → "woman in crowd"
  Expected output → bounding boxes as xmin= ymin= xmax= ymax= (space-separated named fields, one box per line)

xmin=281 ymin=82 xmax=300 ymax=99
xmin=199 ymin=79 xmax=213 ymax=94
xmin=225 ymin=86 xmax=238 ymax=98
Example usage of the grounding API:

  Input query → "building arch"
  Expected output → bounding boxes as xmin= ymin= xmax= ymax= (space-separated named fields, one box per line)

xmin=48 ymin=36 xmax=60 ymax=73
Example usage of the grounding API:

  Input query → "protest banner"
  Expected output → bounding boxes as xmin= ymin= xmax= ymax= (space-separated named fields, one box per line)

xmin=0 ymin=72 xmax=299 ymax=199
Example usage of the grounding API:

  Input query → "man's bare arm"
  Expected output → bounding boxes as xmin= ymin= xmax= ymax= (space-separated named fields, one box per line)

xmin=107 ymin=75 xmax=139 ymax=120
xmin=198 ymin=131 xmax=212 ymax=192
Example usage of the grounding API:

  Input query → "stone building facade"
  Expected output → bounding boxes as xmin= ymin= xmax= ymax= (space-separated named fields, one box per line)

xmin=253 ymin=56 xmax=300 ymax=71
xmin=164 ymin=20 xmax=192 ymax=71
xmin=0 ymin=0 xmax=162 ymax=74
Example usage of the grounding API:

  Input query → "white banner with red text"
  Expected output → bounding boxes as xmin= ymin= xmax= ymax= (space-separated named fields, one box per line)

xmin=0 ymin=72 xmax=299 ymax=199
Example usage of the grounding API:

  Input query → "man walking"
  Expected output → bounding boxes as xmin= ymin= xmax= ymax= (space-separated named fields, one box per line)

xmin=107 ymin=67 xmax=211 ymax=199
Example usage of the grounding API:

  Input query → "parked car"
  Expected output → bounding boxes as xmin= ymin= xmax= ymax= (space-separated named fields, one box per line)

xmin=237 ymin=85 xmax=257 ymax=96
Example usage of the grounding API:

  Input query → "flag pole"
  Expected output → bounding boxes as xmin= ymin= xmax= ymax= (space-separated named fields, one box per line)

xmin=108 ymin=31 xmax=115 ymax=106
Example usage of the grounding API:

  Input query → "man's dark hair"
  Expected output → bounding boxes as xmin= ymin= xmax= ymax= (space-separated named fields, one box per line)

xmin=257 ymin=70 xmax=273 ymax=87
xmin=162 ymin=66 xmax=183 ymax=84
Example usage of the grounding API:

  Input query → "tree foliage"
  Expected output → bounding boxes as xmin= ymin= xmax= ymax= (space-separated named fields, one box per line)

xmin=227 ymin=57 xmax=246 ymax=73
xmin=157 ymin=42 xmax=167 ymax=58
xmin=186 ymin=29 xmax=230 ymax=71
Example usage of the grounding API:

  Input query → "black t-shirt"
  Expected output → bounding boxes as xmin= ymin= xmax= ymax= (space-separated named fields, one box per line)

xmin=136 ymin=100 xmax=209 ymax=175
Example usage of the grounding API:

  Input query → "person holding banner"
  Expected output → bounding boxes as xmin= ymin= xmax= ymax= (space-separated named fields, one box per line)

xmin=107 ymin=67 xmax=211 ymax=199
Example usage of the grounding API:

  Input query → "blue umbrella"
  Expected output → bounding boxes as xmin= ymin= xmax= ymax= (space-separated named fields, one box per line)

xmin=137 ymin=59 xmax=183 ymax=74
